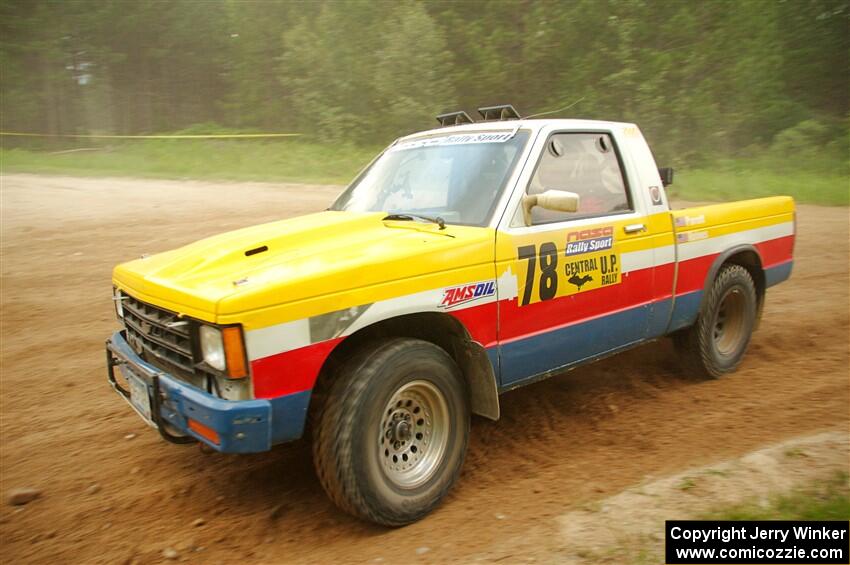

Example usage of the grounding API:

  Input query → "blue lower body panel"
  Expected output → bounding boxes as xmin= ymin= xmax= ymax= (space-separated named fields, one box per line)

xmin=667 ymin=290 xmax=703 ymax=333
xmin=665 ymin=261 xmax=792 ymax=334
xmin=498 ymin=303 xmax=650 ymax=388
xmin=269 ymin=390 xmax=311 ymax=445
xmin=106 ymin=331 xmax=308 ymax=453
xmin=494 ymin=260 xmax=792 ymax=391
xmin=766 ymin=260 xmax=793 ymax=287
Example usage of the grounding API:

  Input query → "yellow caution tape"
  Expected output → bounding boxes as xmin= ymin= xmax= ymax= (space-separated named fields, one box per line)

xmin=0 ymin=132 xmax=300 ymax=139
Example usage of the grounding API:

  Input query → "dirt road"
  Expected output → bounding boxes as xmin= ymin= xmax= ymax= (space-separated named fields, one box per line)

xmin=1 ymin=174 xmax=847 ymax=564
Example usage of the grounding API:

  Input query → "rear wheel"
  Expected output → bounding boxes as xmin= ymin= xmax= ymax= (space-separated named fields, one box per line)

xmin=312 ymin=338 xmax=469 ymax=526
xmin=675 ymin=264 xmax=757 ymax=378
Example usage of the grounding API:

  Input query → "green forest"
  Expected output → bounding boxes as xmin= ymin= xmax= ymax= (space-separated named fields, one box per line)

xmin=1 ymin=0 xmax=848 ymax=202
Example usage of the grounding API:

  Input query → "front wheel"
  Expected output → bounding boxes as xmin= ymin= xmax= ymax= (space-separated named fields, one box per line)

xmin=674 ymin=264 xmax=758 ymax=378
xmin=312 ymin=338 xmax=469 ymax=526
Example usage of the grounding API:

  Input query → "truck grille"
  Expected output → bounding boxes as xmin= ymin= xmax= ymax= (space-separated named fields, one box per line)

xmin=121 ymin=294 xmax=196 ymax=375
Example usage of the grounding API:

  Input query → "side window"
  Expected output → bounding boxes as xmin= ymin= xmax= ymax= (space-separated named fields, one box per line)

xmin=525 ymin=133 xmax=631 ymax=225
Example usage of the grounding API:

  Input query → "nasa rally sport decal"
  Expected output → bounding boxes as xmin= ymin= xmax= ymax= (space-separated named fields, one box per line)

xmin=565 ymin=226 xmax=614 ymax=256
xmin=439 ymin=280 xmax=496 ymax=309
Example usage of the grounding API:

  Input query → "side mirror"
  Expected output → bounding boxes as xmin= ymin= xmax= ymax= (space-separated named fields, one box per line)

xmin=659 ymin=167 xmax=674 ymax=187
xmin=521 ymin=190 xmax=580 ymax=226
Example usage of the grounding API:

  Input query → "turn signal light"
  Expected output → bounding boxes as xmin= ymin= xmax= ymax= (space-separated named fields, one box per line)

xmin=222 ymin=326 xmax=247 ymax=379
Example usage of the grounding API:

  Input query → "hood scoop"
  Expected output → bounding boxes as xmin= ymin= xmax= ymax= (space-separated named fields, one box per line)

xmin=244 ymin=245 xmax=268 ymax=257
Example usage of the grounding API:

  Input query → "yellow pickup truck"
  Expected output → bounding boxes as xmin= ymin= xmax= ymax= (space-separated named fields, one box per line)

xmin=106 ymin=106 xmax=795 ymax=525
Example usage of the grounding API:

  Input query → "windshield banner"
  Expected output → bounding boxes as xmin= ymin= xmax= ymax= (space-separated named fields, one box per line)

xmin=390 ymin=131 xmax=516 ymax=153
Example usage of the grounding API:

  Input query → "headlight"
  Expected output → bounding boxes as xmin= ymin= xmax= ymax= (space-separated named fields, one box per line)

xmin=113 ymin=288 xmax=124 ymax=319
xmin=199 ymin=325 xmax=226 ymax=371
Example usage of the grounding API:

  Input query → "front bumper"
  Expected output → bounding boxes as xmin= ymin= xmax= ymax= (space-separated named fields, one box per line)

xmin=106 ymin=331 xmax=307 ymax=453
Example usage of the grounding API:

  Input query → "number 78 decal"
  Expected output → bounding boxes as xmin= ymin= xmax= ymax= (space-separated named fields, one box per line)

xmin=516 ymin=242 xmax=620 ymax=306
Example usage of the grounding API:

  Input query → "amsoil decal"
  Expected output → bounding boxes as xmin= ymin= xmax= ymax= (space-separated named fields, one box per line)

xmin=439 ymin=280 xmax=496 ymax=309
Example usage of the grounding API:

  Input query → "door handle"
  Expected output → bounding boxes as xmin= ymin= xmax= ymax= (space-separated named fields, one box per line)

xmin=623 ymin=223 xmax=646 ymax=234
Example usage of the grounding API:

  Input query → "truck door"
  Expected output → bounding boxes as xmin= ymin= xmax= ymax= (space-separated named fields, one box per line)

xmin=494 ymin=130 xmax=655 ymax=387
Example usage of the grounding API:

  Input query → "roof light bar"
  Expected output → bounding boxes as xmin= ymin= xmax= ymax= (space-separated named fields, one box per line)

xmin=435 ymin=111 xmax=474 ymax=127
xmin=477 ymin=104 xmax=521 ymax=121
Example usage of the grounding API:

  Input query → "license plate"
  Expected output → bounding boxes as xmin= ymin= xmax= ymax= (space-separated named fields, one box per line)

xmin=127 ymin=373 xmax=153 ymax=425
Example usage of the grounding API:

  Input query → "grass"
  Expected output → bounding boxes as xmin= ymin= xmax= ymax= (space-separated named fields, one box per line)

xmin=0 ymin=139 xmax=378 ymax=185
xmin=571 ymin=472 xmax=850 ymax=564
xmin=2 ymin=139 xmax=847 ymax=205
xmin=672 ymin=165 xmax=848 ymax=206
xmin=706 ymin=471 xmax=850 ymax=521
xmin=677 ymin=477 xmax=698 ymax=491
xmin=784 ymin=447 xmax=809 ymax=459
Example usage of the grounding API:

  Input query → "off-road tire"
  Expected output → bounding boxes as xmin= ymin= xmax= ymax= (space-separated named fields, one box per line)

xmin=312 ymin=338 xmax=469 ymax=526
xmin=675 ymin=264 xmax=757 ymax=379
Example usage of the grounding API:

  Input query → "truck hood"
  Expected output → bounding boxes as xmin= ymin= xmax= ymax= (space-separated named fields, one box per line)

xmin=113 ymin=211 xmax=494 ymax=321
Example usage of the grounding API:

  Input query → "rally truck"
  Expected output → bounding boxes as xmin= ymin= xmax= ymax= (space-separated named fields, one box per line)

xmin=106 ymin=105 xmax=795 ymax=525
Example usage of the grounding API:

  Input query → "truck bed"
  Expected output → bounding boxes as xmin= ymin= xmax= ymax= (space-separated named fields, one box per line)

xmin=666 ymin=196 xmax=795 ymax=333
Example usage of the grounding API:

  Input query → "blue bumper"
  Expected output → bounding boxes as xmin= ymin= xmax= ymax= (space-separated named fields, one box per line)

xmin=106 ymin=331 xmax=309 ymax=453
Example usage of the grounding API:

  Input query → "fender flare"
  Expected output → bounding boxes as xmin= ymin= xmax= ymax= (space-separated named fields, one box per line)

xmin=317 ymin=310 xmax=501 ymax=421
xmin=698 ymin=244 xmax=764 ymax=315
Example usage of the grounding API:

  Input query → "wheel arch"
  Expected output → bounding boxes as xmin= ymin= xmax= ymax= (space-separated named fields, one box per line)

xmin=313 ymin=312 xmax=500 ymax=421
xmin=701 ymin=245 xmax=765 ymax=325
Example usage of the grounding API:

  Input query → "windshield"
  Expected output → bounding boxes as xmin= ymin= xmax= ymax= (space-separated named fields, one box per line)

xmin=331 ymin=130 xmax=531 ymax=226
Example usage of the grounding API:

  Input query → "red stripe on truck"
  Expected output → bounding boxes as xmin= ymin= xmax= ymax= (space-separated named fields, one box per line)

xmin=498 ymin=264 xmax=655 ymax=342
xmin=251 ymin=338 xmax=343 ymax=398
xmin=755 ymin=234 xmax=794 ymax=268
xmin=675 ymin=234 xmax=796 ymax=296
